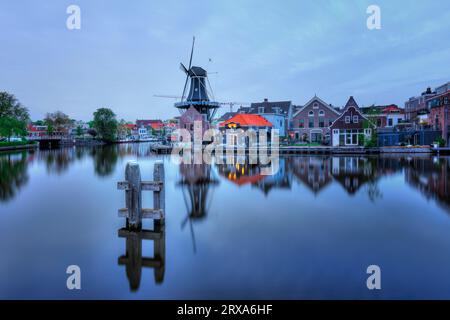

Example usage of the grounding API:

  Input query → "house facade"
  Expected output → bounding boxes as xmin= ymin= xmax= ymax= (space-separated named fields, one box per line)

xmin=330 ymin=96 xmax=373 ymax=147
xmin=428 ymin=90 xmax=450 ymax=144
xmin=291 ymin=96 xmax=341 ymax=144
xmin=245 ymin=99 xmax=292 ymax=137
xmin=219 ymin=114 xmax=273 ymax=146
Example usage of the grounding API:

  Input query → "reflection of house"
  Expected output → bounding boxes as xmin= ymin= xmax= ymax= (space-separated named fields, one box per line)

xmin=330 ymin=97 xmax=373 ymax=147
xmin=256 ymin=158 xmax=291 ymax=195
xmin=330 ymin=156 xmax=376 ymax=194
xmin=290 ymin=156 xmax=333 ymax=194
xmin=291 ymin=96 xmax=340 ymax=144
xmin=405 ymin=157 xmax=450 ymax=211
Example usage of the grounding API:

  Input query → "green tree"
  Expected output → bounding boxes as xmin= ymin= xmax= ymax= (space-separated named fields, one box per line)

xmin=92 ymin=108 xmax=118 ymax=142
xmin=76 ymin=125 xmax=84 ymax=137
xmin=0 ymin=116 xmax=27 ymax=141
xmin=0 ymin=91 xmax=30 ymax=122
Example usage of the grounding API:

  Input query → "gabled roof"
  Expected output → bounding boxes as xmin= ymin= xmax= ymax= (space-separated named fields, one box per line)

xmin=248 ymin=100 xmax=292 ymax=115
xmin=293 ymin=96 xmax=340 ymax=117
xmin=219 ymin=114 xmax=273 ymax=127
xmin=344 ymin=96 xmax=359 ymax=109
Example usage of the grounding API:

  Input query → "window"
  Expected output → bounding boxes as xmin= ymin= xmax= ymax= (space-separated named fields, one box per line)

xmin=258 ymin=107 xmax=264 ymax=114
xmin=309 ymin=120 xmax=314 ymax=128
xmin=345 ymin=116 xmax=351 ymax=124
xmin=319 ymin=119 xmax=325 ymax=128
xmin=299 ymin=119 xmax=304 ymax=128
xmin=353 ymin=116 xmax=359 ymax=123
xmin=313 ymin=102 xmax=319 ymax=109
xmin=319 ymin=110 xmax=325 ymax=117
xmin=388 ymin=118 xmax=393 ymax=126
xmin=309 ymin=110 xmax=314 ymax=116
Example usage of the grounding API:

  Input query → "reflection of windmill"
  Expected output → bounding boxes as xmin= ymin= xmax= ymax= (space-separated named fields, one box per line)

xmin=118 ymin=224 xmax=165 ymax=291
xmin=174 ymin=37 xmax=220 ymax=122
xmin=178 ymin=164 xmax=219 ymax=252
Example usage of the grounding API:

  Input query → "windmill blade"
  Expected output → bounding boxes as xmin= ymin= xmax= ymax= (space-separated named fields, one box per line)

xmin=188 ymin=36 xmax=195 ymax=69
xmin=179 ymin=63 xmax=189 ymax=75
xmin=181 ymin=74 xmax=189 ymax=102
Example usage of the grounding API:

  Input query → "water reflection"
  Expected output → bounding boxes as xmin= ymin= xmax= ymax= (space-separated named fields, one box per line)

xmin=1 ymin=145 xmax=450 ymax=214
xmin=118 ymin=224 xmax=166 ymax=291
xmin=0 ymin=151 xmax=29 ymax=202
xmin=178 ymin=164 xmax=219 ymax=252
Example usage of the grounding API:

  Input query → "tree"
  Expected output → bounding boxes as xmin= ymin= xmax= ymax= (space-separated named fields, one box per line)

xmin=44 ymin=111 xmax=71 ymax=133
xmin=0 ymin=116 xmax=27 ymax=141
xmin=76 ymin=125 xmax=84 ymax=137
xmin=0 ymin=91 xmax=30 ymax=122
xmin=92 ymin=108 xmax=118 ymax=142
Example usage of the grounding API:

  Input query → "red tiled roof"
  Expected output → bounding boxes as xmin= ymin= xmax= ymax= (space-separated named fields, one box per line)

xmin=123 ymin=124 xmax=136 ymax=129
xmin=382 ymin=105 xmax=404 ymax=113
xmin=220 ymin=114 xmax=272 ymax=127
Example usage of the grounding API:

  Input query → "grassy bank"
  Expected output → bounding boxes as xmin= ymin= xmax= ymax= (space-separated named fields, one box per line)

xmin=0 ymin=140 xmax=37 ymax=147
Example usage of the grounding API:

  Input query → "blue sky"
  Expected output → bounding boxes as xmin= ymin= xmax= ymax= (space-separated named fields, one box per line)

xmin=0 ymin=0 xmax=449 ymax=121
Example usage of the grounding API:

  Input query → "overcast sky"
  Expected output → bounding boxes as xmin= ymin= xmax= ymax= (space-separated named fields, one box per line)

xmin=0 ymin=0 xmax=449 ymax=121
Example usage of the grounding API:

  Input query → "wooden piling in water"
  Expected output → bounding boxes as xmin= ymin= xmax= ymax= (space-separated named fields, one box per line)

xmin=118 ymin=161 xmax=165 ymax=230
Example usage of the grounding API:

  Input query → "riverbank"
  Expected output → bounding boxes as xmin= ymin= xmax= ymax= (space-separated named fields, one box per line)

xmin=0 ymin=141 xmax=38 ymax=152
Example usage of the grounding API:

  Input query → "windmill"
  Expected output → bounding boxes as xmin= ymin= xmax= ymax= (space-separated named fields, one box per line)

xmin=173 ymin=37 xmax=221 ymax=122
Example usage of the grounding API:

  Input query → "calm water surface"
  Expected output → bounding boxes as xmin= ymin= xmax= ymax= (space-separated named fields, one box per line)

xmin=1 ymin=143 xmax=450 ymax=299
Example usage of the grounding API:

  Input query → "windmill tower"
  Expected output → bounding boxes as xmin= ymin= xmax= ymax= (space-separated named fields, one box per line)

xmin=175 ymin=37 xmax=220 ymax=122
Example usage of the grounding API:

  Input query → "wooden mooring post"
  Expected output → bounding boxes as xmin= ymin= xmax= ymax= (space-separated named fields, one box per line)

xmin=117 ymin=160 xmax=165 ymax=230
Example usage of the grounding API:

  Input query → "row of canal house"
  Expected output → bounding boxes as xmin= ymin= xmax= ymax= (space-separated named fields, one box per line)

xmin=216 ymin=96 xmax=376 ymax=147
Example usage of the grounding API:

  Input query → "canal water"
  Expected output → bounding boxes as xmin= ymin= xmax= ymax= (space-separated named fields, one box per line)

xmin=1 ymin=143 xmax=450 ymax=299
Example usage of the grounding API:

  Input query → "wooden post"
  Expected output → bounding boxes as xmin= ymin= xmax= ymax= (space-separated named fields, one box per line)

xmin=125 ymin=161 xmax=142 ymax=230
xmin=153 ymin=160 xmax=165 ymax=226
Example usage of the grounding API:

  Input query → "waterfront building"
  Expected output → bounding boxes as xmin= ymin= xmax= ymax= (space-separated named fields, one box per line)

xmin=291 ymin=96 xmax=341 ymax=144
xmin=178 ymin=106 xmax=210 ymax=137
xmin=330 ymin=96 xmax=374 ymax=147
xmin=27 ymin=124 xmax=47 ymax=138
xmin=361 ymin=104 xmax=405 ymax=128
xmin=428 ymin=89 xmax=450 ymax=145
xmin=404 ymin=87 xmax=436 ymax=123
xmin=245 ymin=99 xmax=293 ymax=137
xmin=136 ymin=120 xmax=164 ymax=133
xmin=219 ymin=113 xmax=273 ymax=146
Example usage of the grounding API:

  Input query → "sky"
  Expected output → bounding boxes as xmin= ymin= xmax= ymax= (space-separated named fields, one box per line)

xmin=0 ymin=0 xmax=449 ymax=121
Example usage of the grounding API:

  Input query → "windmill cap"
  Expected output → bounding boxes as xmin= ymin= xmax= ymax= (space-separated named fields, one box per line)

xmin=189 ymin=66 xmax=207 ymax=76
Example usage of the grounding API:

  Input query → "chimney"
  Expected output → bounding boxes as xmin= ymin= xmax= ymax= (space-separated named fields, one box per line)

xmin=264 ymin=98 xmax=268 ymax=102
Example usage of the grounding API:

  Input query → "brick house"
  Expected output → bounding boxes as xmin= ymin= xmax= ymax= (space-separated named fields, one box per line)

xmin=330 ymin=96 xmax=374 ymax=147
xmin=428 ymin=90 xmax=450 ymax=144
xmin=291 ymin=96 xmax=341 ymax=144
xmin=178 ymin=106 xmax=210 ymax=138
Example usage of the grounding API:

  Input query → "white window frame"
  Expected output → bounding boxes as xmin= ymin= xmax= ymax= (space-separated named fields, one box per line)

xmin=319 ymin=110 xmax=325 ymax=117
xmin=258 ymin=107 xmax=264 ymax=114
xmin=353 ymin=116 xmax=358 ymax=123
xmin=309 ymin=110 xmax=314 ymax=117
xmin=345 ymin=116 xmax=351 ymax=124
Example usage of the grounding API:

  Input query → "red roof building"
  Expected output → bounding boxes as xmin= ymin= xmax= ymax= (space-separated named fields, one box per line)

xmin=136 ymin=120 xmax=164 ymax=130
xmin=219 ymin=114 xmax=273 ymax=128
